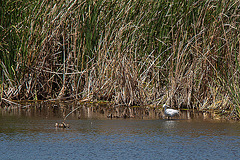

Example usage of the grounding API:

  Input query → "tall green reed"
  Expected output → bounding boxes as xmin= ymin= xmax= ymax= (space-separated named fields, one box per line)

xmin=0 ymin=0 xmax=239 ymax=118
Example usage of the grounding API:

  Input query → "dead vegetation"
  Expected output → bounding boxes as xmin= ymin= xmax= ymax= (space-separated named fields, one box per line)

xmin=1 ymin=0 xmax=240 ymax=119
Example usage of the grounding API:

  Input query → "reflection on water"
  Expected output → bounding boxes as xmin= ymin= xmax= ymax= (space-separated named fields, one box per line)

xmin=0 ymin=102 xmax=218 ymax=120
xmin=163 ymin=120 xmax=177 ymax=130
xmin=0 ymin=103 xmax=240 ymax=159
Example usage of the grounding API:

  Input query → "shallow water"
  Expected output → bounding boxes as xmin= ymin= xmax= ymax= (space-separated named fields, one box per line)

xmin=0 ymin=105 xmax=240 ymax=159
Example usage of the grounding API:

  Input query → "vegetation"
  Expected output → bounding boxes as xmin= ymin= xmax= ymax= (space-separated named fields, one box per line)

xmin=1 ymin=0 xmax=240 ymax=119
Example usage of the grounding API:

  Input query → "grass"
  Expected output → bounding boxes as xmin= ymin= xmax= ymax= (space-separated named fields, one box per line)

xmin=0 ymin=0 xmax=240 ymax=119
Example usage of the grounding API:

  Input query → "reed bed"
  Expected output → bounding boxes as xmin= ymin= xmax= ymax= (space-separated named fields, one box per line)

xmin=1 ymin=0 xmax=240 ymax=119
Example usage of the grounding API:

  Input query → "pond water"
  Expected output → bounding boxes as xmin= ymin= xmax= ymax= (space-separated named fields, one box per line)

xmin=0 ymin=104 xmax=240 ymax=159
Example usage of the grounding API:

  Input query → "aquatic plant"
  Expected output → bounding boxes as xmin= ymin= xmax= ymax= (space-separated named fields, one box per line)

xmin=0 ymin=0 xmax=240 ymax=118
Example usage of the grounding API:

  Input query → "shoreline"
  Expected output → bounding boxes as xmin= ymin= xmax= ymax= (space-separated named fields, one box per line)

xmin=1 ymin=100 xmax=237 ymax=121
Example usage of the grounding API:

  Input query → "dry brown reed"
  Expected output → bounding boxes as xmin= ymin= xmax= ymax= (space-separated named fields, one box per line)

xmin=1 ymin=0 xmax=240 ymax=119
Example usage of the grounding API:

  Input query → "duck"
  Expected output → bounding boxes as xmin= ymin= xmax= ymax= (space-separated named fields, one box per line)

xmin=55 ymin=122 xmax=70 ymax=128
xmin=163 ymin=104 xmax=179 ymax=119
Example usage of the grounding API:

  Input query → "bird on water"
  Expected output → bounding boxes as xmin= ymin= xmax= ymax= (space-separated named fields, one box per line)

xmin=163 ymin=104 xmax=179 ymax=119
xmin=55 ymin=122 xmax=70 ymax=128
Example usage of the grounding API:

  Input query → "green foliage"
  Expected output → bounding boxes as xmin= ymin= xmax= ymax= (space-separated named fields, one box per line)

xmin=0 ymin=0 xmax=240 ymax=118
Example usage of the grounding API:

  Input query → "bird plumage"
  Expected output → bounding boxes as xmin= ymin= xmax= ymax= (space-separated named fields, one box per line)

xmin=163 ymin=104 xmax=179 ymax=119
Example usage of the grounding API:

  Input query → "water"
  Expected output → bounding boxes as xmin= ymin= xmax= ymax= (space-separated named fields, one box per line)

xmin=1 ymin=106 xmax=240 ymax=160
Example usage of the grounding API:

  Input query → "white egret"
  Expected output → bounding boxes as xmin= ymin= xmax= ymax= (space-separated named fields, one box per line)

xmin=163 ymin=104 xmax=179 ymax=119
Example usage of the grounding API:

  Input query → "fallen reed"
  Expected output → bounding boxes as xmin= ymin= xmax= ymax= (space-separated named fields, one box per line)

xmin=1 ymin=0 xmax=240 ymax=119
